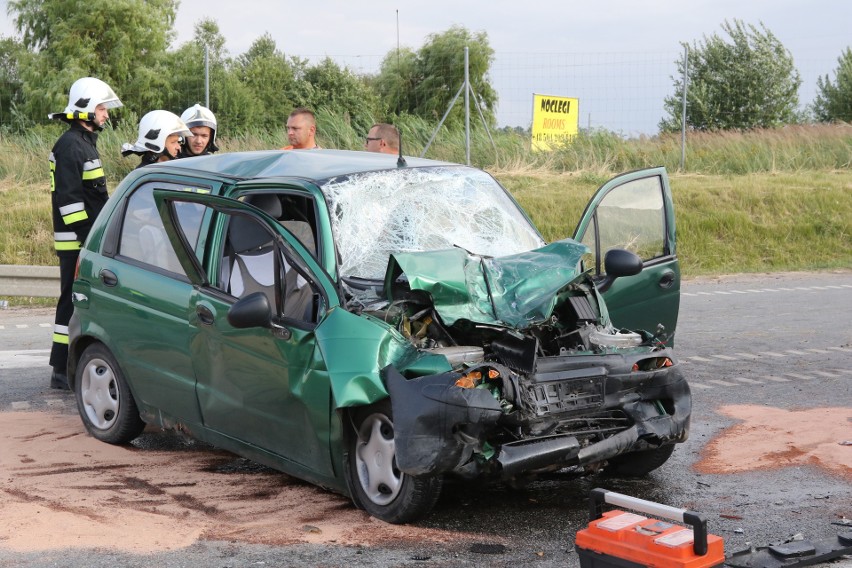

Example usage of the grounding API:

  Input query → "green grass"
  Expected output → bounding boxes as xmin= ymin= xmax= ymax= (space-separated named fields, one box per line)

xmin=1 ymin=122 xmax=850 ymax=277
xmin=499 ymin=170 xmax=852 ymax=276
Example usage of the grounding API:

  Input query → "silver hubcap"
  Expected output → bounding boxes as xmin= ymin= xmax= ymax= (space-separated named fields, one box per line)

xmin=80 ymin=357 xmax=119 ymax=430
xmin=355 ymin=413 xmax=402 ymax=506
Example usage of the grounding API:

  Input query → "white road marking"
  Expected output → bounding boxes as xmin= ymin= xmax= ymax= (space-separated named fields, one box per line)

xmin=759 ymin=351 xmax=787 ymax=358
xmin=0 ymin=349 xmax=51 ymax=369
xmin=784 ymin=350 xmax=810 ymax=355
xmin=732 ymin=377 xmax=763 ymax=385
xmin=11 ymin=401 xmax=30 ymax=410
xmin=690 ymin=383 xmax=714 ymax=390
xmin=811 ymin=371 xmax=841 ymax=378
xmin=784 ymin=373 xmax=815 ymax=380
xmin=734 ymin=352 xmax=761 ymax=359
xmin=761 ymin=375 xmax=791 ymax=382
xmin=709 ymin=379 xmax=739 ymax=387
xmin=713 ymin=355 xmax=737 ymax=361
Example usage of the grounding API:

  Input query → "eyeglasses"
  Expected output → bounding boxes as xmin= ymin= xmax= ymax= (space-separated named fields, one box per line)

xmin=364 ymin=137 xmax=381 ymax=142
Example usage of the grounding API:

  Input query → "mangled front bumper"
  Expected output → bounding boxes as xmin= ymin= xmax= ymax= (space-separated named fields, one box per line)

xmin=386 ymin=351 xmax=691 ymax=478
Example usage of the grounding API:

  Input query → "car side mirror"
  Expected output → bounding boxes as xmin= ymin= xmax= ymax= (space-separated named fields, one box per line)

xmin=228 ymin=291 xmax=273 ymax=329
xmin=596 ymin=249 xmax=643 ymax=293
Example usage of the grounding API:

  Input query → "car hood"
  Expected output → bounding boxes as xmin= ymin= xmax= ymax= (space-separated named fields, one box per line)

xmin=384 ymin=239 xmax=592 ymax=329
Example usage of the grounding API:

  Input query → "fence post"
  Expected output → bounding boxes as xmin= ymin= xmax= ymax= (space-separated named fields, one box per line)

xmin=464 ymin=46 xmax=470 ymax=165
xmin=205 ymin=45 xmax=210 ymax=108
xmin=680 ymin=44 xmax=688 ymax=171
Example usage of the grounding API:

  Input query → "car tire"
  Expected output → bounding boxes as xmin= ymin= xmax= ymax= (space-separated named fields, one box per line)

xmin=347 ymin=400 xmax=442 ymax=524
xmin=604 ymin=444 xmax=676 ymax=477
xmin=75 ymin=343 xmax=145 ymax=445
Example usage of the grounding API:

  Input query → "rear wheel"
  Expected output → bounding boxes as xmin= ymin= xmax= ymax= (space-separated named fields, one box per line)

xmin=604 ymin=444 xmax=675 ymax=477
xmin=347 ymin=400 xmax=442 ymax=523
xmin=75 ymin=343 xmax=145 ymax=444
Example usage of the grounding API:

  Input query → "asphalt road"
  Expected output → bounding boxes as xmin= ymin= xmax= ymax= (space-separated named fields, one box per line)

xmin=0 ymin=270 xmax=850 ymax=568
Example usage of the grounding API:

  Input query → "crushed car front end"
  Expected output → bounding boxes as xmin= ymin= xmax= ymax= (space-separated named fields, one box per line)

xmin=386 ymin=346 xmax=690 ymax=479
xmin=323 ymin=164 xmax=691 ymax=481
xmin=359 ymin=243 xmax=690 ymax=481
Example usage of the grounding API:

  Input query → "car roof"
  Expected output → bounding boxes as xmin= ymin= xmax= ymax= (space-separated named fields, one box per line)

xmin=146 ymin=149 xmax=459 ymax=182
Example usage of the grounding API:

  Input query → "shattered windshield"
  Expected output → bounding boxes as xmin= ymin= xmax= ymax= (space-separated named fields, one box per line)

xmin=321 ymin=166 xmax=545 ymax=280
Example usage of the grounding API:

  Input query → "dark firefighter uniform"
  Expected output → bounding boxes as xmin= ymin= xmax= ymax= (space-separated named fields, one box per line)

xmin=48 ymin=122 xmax=109 ymax=381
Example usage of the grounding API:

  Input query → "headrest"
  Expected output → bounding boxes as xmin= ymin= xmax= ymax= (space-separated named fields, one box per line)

xmin=281 ymin=220 xmax=316 ymax=255
xmin=229 ymin=215 xmax=273 ymax=255
xmin=245 ymin=194 xmax=283 ymax=219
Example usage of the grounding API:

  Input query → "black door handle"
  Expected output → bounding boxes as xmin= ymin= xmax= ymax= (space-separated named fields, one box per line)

xmin=196 ymin=305 xmax=215 ymax=325
xmin=658 ymin=270 xmax=675 ymax=289
xmin=99 ymin=269 xmax=118 ymax=287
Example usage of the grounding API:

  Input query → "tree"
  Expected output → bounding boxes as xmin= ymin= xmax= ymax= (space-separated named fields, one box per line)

xmin=375 ymin=26 xmax=497 ymax=127
xmin=0 ymin=37 xmax=24 ymax=130
xmin=8 ymin=0 xmax=177 ymax=122
xmin=234 ymin=34 xmax=303 ymax=130
xmin=302 ymin=58 xmax=380 ymax=135
xmin=812 ymin=47 xmax=852 ymax=123
xmin=660 ymin=20 xmax=801 ymax=131
xmin=373 ymin=47 xmax=419 ymax=117
xmin=165 ymin=19 xmax=230 ymax=115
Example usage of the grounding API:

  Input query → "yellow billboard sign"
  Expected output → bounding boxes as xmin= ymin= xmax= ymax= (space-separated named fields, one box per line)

xmin=531 ymin=94 xmax=579 ymax=151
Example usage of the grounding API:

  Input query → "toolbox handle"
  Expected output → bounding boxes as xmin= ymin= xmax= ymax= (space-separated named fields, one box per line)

xmin=589 ymin=488 xmax=709 ymax=556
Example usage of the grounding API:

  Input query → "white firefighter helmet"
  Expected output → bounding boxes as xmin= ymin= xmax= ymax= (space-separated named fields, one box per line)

xmin=180 ymin=104 xmax=219 ymax=153
xmin=122 ymin=110 xmax=193 ymax=156
xmin=49 ymin=77 xmax=123 ymax=121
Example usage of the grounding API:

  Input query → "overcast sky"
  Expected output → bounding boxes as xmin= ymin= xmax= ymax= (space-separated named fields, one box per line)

xmin=3 ymin=0 xmax=850 ymax=134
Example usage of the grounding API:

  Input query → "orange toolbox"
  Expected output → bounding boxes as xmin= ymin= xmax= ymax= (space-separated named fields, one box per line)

xmin=575 ymin=488 xmax=725 ymax=568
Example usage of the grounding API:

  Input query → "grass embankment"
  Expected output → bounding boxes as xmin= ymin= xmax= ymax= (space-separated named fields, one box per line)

xmin=1 ymin=121 xmax=850 ymax=280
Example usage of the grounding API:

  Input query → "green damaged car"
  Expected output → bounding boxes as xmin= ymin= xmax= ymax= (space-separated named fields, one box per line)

xmin=68 ymin=150 xmax=689 ymax=523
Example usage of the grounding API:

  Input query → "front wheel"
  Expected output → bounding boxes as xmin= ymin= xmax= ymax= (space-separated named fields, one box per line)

xmin=75 ymin=343 xmax=145 ymax=444
xmin=604 ymin=444 xmax=676 ymax=477
xmin=347 ymin=401 xmax=442 ymax=524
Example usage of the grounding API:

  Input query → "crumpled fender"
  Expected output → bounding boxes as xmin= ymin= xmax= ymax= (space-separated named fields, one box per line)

xmin=314 ymin=308 xmax=451 ymax=408
xmin=384 ymin=365 xmax=503 ymax=476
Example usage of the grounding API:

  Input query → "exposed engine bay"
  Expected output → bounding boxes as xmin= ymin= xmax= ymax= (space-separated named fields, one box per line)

xmin=344 ymin=263 xmax=690 ymax=480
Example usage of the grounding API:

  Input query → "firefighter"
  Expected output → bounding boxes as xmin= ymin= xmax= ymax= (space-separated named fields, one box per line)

xmin=47 ymin=77 xmax=123 ymax=390
xmin=121 ymin=110 xmax=193 ymax=168
xmin=178 ymin=103 xmax=219 ymax=157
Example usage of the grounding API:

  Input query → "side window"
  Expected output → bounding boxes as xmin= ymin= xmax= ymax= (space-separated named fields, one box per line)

xmin=119 ymin=186 xmax=181 ymax=274
xmin=580 ymin=176 xmax=667 ymax=273
xmin=241 ymin=192 xmax=320 ymax=259
xmin=220 ymin=212 xmax=321 ymax=325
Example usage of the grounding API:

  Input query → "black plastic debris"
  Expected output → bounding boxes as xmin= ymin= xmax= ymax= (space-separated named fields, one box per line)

xmin=724 ymin=531 xmax=852 ymax=567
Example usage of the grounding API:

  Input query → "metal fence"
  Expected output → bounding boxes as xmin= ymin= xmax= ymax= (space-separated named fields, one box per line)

xmin=1 ymin=39 xmax=847 ymax=137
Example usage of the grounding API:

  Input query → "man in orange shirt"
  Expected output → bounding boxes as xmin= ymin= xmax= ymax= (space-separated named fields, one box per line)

xmin=281 ymin=108 xmax=321 ymax=150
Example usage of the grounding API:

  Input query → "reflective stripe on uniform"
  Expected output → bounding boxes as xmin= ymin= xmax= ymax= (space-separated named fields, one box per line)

xmin=59 ymin=202 xmax=88 ymax=224
xmin=53 ymin=324 xmax=69 ymax=345
xmin=54 ymin=231 xmax=81 ymax=251
xmin=82 ymin=159 xmax=104 ymax=181
xmin=49 ymin=152 xmax=56 ymax=192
